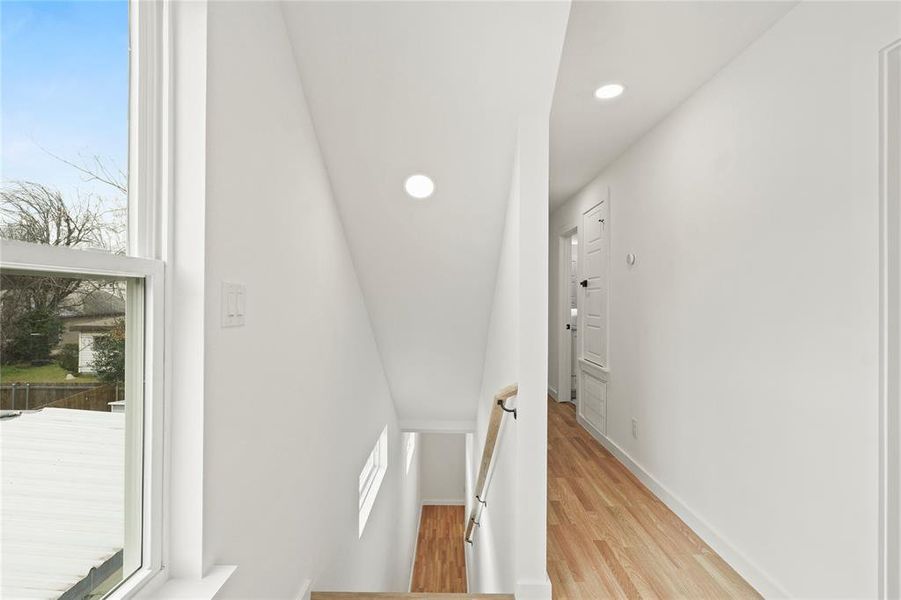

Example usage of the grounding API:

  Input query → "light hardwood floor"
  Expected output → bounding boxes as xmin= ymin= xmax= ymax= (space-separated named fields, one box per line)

xmin=548 ymin=399 xmax=761 ymax=599
xmin=411 ymin=505 xmax=467 ymax=594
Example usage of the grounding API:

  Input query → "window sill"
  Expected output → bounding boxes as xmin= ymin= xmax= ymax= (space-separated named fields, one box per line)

xmin=131 ymin=565 xmax=237 ymax=600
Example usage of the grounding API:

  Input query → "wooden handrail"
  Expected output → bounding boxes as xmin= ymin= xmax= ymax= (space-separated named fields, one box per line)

xmin=465 ymin=383 xmax=518 ymax=544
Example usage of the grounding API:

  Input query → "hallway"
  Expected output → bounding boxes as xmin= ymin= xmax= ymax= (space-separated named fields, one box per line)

xmin=547 ymin=399 xmax=760 ymax=599
xmin=410 ymin=505 xmax=467 ymax=593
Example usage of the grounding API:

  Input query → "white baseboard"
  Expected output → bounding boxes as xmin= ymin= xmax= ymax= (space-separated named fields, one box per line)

xmin=576 ymin=415 xmax=790 ymax=599
xmin=421 ymin=498 xmax=465 ymax=506
xmin=515 ymin=575 xmax=552 ymax=600
xmin=547 ymin=386 xmax=558 ymax=401
xmin=295 ymin=578 xmax=312 ymax=600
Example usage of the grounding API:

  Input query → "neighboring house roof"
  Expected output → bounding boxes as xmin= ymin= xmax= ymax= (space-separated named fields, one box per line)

xmin=59 ymin=289 xmax=126 ymax=320
xmin=1 ymin=408 xmax=125 ymax=600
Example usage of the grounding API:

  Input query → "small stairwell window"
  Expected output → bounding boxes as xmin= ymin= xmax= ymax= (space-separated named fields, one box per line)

xmin=404 ymin=432 xmax=417 ymax=474
xmin=358 ymin=425 xmax=388 ymax=537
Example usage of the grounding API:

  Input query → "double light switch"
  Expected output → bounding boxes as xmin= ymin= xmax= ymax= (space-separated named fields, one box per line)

xmin=221 ymin=282 xmax=246 ymax=328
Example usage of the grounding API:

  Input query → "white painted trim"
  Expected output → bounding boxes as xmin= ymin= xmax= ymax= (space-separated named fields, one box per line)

xmin=421 ymin=499 xmax=465 ymax=506
xmin=0 ymin=239 xmax=162 ymax=279
xmin=165 ymin=0 xmax=207 ymax=581
xmin=408 ymin=504 xmax=423 ymax=592
xmin=578 ymin=357 xmax=609 ymax=383
xmin=515 ymin=575 xmax=552 ymax=600
xmin=575 ymin=414 xmax=789 ymax=599
xmin=463 ymin=432 xmax=474 ymax=594
xmin=547 ymin=386 xmax=558 ymax=401
xmin=464 ymin=529 xmax=472 ymax=594
xmin=555 ymin=224 xmax=578 ymax=406
xmin=129 ymin=0 xmax=166 ymax=260
xmin=135 ymin=565 xmax=236 ymax=599
xmin=399 ymin=419 xmax=475 ymax=433
xmin=879 ymin=37 xmax=901 ymax=600
xmin=294 ymin=578 xmax=312 ymax=600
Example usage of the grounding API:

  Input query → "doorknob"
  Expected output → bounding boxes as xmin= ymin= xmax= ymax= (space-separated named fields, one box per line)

xmin=580 ymin=280 xmax=588 ymax=288
xmin=566 ymin=324 xmax=571 ymax=330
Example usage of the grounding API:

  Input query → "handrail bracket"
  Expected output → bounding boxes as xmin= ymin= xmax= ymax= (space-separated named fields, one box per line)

xmin=497 ymin=398 xmax=517 ymax=420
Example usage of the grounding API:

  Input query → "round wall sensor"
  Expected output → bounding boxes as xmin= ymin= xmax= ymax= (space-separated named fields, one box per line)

xmin=626 ymin=253 xmax=636 ymax=266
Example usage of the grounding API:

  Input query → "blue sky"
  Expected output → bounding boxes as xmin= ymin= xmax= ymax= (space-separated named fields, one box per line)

xmin=1 ymin=0 xmax=129 ymax=200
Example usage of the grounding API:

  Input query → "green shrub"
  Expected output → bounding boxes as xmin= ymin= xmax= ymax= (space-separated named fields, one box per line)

xmin=57 ymin=343 xmax=79 ymax=374
xmin=93 ymin=320 xmax=125 ymax=384
xmin=2 ymin=308 xmax=61 ymax=364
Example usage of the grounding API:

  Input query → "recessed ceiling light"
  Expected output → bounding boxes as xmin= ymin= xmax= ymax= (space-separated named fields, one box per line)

xmin=594 ymin=83 xmax=625 ymax=100
xmin=404 ymin=174 xmax=434 ymax=199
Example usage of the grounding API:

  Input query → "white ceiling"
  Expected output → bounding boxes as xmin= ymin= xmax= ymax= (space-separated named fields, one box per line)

xmin=550 ymin=1 xmax=796 ymax=208
xmin=281 ymin=2 xmax=569 ymax=422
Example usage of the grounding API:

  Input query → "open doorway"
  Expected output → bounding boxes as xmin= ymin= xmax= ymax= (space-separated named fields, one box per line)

xmin=567 ymin=236 xmax=579 ymax=403
xmin=411 ymin=432 xmax=467 ymax=594
xmin=556 ymin=229 xmax=579 ymax=405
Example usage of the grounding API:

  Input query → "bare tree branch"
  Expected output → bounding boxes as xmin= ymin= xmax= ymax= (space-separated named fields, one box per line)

xmin=39 ymin=147 xmax=127 ymax=195
xmin=0 ymin=181 xmax=116 ymax=249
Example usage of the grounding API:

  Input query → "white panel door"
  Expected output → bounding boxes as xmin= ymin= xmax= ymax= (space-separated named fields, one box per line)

xmin=580 ymin=200 xmax=608 ymax=367
xmin=578 ymin=368 xmax=606 ymax=435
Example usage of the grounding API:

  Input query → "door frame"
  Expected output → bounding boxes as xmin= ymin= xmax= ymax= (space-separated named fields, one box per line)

xmin=879 ymin=38 xmax=901 ymax=600
xmin=555 ymin=225 xmax=578 ymax=404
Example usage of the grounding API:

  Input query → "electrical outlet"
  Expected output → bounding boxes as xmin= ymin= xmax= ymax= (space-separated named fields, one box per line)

xmin=631 ymin=418 xmax=638 ymax=439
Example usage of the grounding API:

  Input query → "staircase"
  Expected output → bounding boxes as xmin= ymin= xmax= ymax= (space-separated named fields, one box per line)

xmin=313 ymin=385 xmax=519 ymax=600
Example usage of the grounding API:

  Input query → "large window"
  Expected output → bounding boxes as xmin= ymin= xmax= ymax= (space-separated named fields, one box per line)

xmin=1 ymin=2 xmax=164 ymax=598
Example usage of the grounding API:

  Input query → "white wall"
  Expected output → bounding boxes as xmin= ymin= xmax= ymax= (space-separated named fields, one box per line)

xmin=420 ymin=433 xmax=465 ymax=504
xmin=513 ymin=116 xmax=552 ymax=600
xmin=468 ymin=116 xmax=554 ymax=600
xmin=548 ymin=3 xmax=900 ymax=597
xmin=468 ymin=150 xmax=520 ymax=594
xmin=201 ymin=2 xmax=418 ymax=597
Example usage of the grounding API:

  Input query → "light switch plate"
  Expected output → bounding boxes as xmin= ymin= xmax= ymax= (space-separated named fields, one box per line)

xmin=221 ymin=282 xmax=246 ymax=328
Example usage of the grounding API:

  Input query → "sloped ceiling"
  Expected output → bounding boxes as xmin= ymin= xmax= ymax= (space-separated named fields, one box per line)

xmin=280 ymin=2 xmax=569 ymax=422
xmin=550 ymin=1 xmax=796 ymax=208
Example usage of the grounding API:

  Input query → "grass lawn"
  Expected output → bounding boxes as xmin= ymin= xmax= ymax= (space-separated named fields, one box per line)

xmin=1 ymin=364 xmax=98 ymax=384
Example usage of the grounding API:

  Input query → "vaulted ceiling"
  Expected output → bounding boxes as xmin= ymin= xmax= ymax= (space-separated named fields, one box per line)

xmin=279 ymin=1 xmax=798 ymax=422
xmin=280 ymin=2 xmax=569 ymax=422
xmin=550 ymin=1 xmax=795 ymax=208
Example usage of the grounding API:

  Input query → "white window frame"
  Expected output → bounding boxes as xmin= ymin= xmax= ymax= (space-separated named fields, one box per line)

xmin=358 ymin=426 xmax=389 ymax=537
xmin=0 ymin=243 xmax=165 ymax=597
xmin=0 ymin=0 xmax=170 ymax=597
